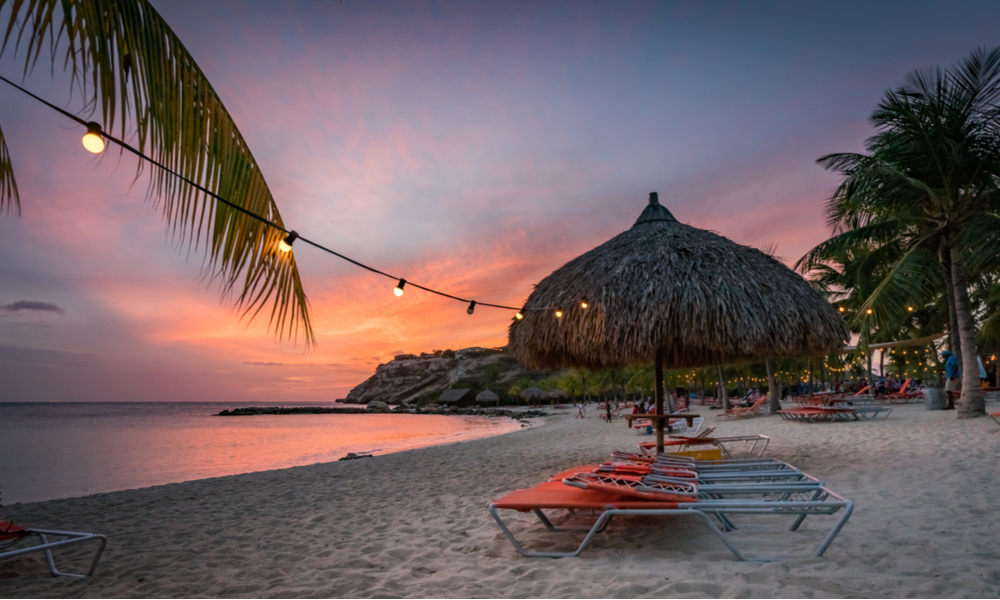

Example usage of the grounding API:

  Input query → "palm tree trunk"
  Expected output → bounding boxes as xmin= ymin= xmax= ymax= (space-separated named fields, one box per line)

xmin=941 ymin=248 xmax=963 ymax=365
xmin=717 ymin=365 xmax=731 ymax=410
xmin=766 ymin=358 xmax=780 ymax=414
xmin=951 ymin=250 xmax=986 ymax=418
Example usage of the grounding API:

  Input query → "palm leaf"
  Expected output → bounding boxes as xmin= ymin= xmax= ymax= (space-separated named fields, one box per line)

xmin=0 ymin=0 xmax=314 ymax=345
xmin=0 ymin=122 xmax=19 ymax=215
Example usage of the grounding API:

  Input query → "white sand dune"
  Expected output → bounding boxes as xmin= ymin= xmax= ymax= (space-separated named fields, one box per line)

xmin=2 ymin=402 xmax=1000 ymax=598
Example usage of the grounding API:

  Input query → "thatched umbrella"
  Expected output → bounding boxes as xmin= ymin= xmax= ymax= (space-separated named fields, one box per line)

xmin=520 ymin=386 xmax=544 ymax=402
xmin=544 ymin=388 xmax=567 ymax=401
xmin=509 ymin=192 xmax=849 ymax=451
xmin=476 ymin=389 xmax=500 ymax=406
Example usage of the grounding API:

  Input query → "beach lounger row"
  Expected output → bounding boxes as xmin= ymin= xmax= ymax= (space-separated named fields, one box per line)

xmin=489 ymin=453 xmax=853 ymax=561
xmin=780 ymin=405 xmax=891 ymax=422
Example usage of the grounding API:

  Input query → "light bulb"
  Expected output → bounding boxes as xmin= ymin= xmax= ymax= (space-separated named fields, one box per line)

xmin=394 ymin=279 xmax=406 ymax=297
xmin=278 ymin=230 xmax=299 ymax=252
xmin=467 ymin=301 xmax=476 ymax=315
xmin=515 ymin=307 xmax=525 ymax=320
xmin=82 ymin=122 xmax=105 ymax=153
xmin=555 ymin=310 xmax=563 ymax=318
xmin=580 ymin=300 xmax=588 ymax=309
xmin=866 ymin=308 xmax=873 ymax=315
xmin=907 ymin=306 xmax=914 ymax=312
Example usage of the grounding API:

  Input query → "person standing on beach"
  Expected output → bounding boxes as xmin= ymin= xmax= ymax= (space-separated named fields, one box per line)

xmin=942 ymin=350 xmax=960 ymax=409
xmin=576 ymin=402 xmax=586 ymax=418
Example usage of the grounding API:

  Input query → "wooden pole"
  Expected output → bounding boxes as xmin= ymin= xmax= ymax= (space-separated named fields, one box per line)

xmin=655 ymin=348 xmax=665 ymax=454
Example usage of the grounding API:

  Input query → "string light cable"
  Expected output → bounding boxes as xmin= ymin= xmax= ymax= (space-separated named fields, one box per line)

xmin=0 ymin=75 xmax=568 ymax=318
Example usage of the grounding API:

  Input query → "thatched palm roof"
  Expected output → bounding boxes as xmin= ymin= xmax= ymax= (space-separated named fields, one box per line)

xmin=476 ymin=389 xmax=500 ymax=403
xmin=520 ymin=386 xmax=544 ymax=399
xmin=544 ymin=388 xmax=567 ymax=399
xmin=509 ymin=193 xmax=849 ymax=370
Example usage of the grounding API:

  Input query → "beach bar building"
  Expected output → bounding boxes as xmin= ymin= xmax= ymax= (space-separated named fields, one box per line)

xmin=438 ymin=388 xmax=476 ymax=407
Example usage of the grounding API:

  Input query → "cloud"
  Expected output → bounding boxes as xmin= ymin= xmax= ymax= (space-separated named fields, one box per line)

xmin=1 ymin=300 xmax=65 ymax=314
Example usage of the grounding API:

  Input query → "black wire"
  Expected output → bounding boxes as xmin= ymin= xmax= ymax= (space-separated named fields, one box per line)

xmin=0 ymin=74 xmax=551 ymax=313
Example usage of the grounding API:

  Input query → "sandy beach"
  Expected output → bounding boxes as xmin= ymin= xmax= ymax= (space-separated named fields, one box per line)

xmin=2 ymin=402 xmax=1000 ymax=598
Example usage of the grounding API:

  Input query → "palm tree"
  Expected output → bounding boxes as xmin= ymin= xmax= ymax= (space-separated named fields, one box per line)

xmin=800 ymin=47 xmax=1000 ymax=418
xmin=0 ymin=0 xmax=313 ymax=345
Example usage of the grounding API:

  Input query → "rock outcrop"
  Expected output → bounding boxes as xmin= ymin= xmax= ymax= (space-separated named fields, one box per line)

xmin=343 ymin=349 xmax=550 ymax=405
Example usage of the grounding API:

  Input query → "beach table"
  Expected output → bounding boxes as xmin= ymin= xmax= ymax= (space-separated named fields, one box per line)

xmin=623 ymin=413 xmax=700 ymax=429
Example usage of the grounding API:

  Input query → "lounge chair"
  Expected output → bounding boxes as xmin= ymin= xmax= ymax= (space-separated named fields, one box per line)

xmin=716 ymin=395 xmax=769 ymax=421
xmin=0 ymin=491 xmax=107 ymax=577
xmin=637 ymin=427 xmax=770 ymax=458
xmin=489 ymin=469 xmax=853 ymax=560
xmin=780 ymin=405 xmax=891 ymax=423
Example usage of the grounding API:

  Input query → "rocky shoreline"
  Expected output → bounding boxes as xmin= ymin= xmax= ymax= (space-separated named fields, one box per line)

xmin=216 ymin=403 xmax=550 ymax=419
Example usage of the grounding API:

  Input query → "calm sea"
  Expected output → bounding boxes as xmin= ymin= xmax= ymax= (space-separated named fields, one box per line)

xmin=0 ymin=402 xmax=521 ymax=504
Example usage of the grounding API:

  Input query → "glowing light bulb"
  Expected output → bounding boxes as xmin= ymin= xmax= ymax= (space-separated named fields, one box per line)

xmin=82 ymin=122 xmax=105 ymax=153
xmin=580 ymin=300 xmax=588 ymax=309
xmin=515 ymin=307 xmax=525 ymax=320
xmin=555 ymin=310 xmax=563 ymax=318
xmin=394 ymin=279 xmax=406 ymax=297
xmin=838 ymin=306 xmax=845 ymax=312
xmin=866 ymin=308 xmax=872 ymax=315
xmin=907 ymin=306 xmax=914 ymax=312
xmin=278 ymin=230 xmax=299 ymax=252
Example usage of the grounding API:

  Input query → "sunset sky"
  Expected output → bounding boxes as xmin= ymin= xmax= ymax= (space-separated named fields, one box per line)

xmin=1 ymin=1 xmax=998 ymax=403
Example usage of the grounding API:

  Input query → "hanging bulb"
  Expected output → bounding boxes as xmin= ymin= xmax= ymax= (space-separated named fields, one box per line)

xmin=580 ymin=300 xmax=589 ymax=309
xmin=866 ymin=308 xmax=873 ymax=315
xmin=82 ymin=122 xmax=105 ymax=153
xmin=278 ymin=230 xmax=299 ymax=252
xmin=467 ymin=301 xmax=476 ymax=315
xmin=907 ymin=306 xmax=914 ymax=312
xmin=838 ymin=306 xmax=845 ymax=312
xmin=394 ymin=279 xmax=406 ymax=297
xmin=555 ymin=310 xmax=563 ymax=318
xmin=515 ymin=307 xmax=525 ymax=320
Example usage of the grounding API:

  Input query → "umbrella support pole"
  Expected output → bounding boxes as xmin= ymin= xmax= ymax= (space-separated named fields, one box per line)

xmin=655 ymin=348 xmax=665 ymax=454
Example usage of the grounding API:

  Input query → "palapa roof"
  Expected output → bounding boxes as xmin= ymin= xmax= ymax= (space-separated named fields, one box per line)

xmin=476 ymin=389 xmax=500 ymax=402
xmin=544 ymin=388 xmax=567 ymax=399
xmin=520 ymin=386 xmax=544 ymax=399
xmin=509 ymin=193 xmax=849 ymax=370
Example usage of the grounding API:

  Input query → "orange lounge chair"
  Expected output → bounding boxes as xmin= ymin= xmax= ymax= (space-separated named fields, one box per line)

xmin=489 ymin=473 xmax=853 ymax=560
xmin=638 ymin=433 xmax=770 ymax=458
xmin=717 ymin=395 xmax=769 ymax=420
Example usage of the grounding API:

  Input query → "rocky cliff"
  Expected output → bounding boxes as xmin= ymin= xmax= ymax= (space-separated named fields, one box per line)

xmin=343 ymin=349 xmax=549 ymax=405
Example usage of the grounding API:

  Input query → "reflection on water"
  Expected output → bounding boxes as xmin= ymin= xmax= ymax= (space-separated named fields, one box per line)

xmin=0 ymin=402 xmax=521 ymax=503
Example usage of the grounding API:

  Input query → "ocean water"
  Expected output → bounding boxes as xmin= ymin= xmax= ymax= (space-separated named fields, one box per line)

xmin=0 ymin=402 xmax=521 ymax=504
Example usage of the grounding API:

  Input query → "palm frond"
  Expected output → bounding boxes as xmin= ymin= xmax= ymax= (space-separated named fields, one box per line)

xmin=0 ymin=122 xmax=19 ymax=215
xmin=1 ymin=0 xmax=314 ymax=345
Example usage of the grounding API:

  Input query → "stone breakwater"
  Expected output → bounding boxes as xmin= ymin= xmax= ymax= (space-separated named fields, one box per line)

xmin=216 ymin=405 xmax=549 ymax=419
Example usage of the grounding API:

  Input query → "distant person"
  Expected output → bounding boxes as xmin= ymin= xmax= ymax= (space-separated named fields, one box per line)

xmin=942 ymin=350 xmax=960 ymax=409
xmin=576 ymin=402 xmax=586 ymax=419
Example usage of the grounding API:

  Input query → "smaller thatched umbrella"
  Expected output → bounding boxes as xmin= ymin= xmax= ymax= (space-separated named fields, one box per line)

xmin=521 ymin=386 xmax=544 ymax=403
xmin=476 ymin=389 xmax=500 ymax=406
xmin=543 ymin=388 xmax=568 ymax=404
